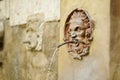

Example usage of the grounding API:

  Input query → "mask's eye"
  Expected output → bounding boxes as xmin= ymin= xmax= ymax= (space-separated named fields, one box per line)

xmin=74 ymin=26 xmax=80 ymax=31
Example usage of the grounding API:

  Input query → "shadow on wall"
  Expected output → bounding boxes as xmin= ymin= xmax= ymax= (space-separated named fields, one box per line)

xmin=0 ymin=20 xmax=4 ymax=51
xmin=110 ymin=0 xmax=120 ymax=80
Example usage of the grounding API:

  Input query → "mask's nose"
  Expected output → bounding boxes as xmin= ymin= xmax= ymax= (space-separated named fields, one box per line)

xmin=71 ymin=31 xmax=77 ymax=38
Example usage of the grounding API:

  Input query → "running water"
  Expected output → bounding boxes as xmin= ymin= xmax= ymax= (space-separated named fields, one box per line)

xmin=45 ymin=41 xmax=75 ymax=80
xmin=45 ymin=47 xmax=59 ymax=80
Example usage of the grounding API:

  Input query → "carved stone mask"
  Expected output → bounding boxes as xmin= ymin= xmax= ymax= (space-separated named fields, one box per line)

xmin=64 ymin=8 xmax=94 ymax=60
xmin=24 ymin=13 xmax=44 ymax=51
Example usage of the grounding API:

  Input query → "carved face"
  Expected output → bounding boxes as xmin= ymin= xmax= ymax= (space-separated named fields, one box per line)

xmin=25 ymin=26 xmax=38 ymax=50
xmin=64 ymin=9 xmax=94 ymax=60
xmin=24 ymin=20 xmax=39 ymax=50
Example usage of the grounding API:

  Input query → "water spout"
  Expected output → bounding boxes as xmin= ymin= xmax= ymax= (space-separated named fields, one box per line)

xmin=45 ymin=41 xmax=74 ymax=80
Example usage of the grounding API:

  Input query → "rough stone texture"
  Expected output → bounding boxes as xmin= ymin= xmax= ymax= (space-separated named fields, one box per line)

xmin=26 ymin=21 xmax=59 ymax=80
xmin=0 ymin=51 xmax=4 ymax=80
xmin=59 ymin=0 xmax=110 ymax=80
xmin=42 ymin=21 xmax=60 ymax=80
xmin=3 ymin=21 xmax=27 ymax=80
xmin=110 ymin=0 xmax=120 ymax=80
xmin=26 ymin=51 xmax=48 ymax=80
xmin=2 ymin=19 xmax=59 ymax=80
xmin=24 ymin=13 xmax=45 ymax=51
xmin=0 ymin=0 xmax=9 ymax=19
xmin=9 ymin=0 xmax=60 ymax=26
xmin=1 ymin=0 xmax=120 ymax=80
xmin=0 ymin=0 xmax=6 ymax=19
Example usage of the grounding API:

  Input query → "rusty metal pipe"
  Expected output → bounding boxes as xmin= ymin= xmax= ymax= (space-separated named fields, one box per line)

xmin=57 ymin=40 xmax=77 ymax=48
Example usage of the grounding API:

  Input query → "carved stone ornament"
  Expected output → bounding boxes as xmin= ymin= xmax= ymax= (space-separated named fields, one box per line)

xmin=24 ymin=13 xmax=45 ymax=51
xmin=64 ymin=8 xmax=94 ymax=60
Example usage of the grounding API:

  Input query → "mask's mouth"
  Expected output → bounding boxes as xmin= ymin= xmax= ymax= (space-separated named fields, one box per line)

xmin=23 ymin=40 xmax=39 ymax=51
xmin=23 ymin=41 xmax=31 ymax=45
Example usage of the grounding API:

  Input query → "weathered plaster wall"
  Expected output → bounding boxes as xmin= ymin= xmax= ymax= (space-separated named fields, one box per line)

xmin=0 ymin=0 xmax=60 ymax=26
xmin=110 ymin=0 xmax=120 ymax=80
xmin=0 ymin=0 xmax=9 ymax=19
xmin=59 ymin=0 xmax=110 ymax=80
xmin=9 ymin=0 xmax=60 ymax=26
xmin=3 ymin=19 xmax=59 ymax=80
xmin=0 ymin=0 xmax=60 ymax=80
xmin=3 ymin=21 xmax=27 ymax=80
xmin=1 ymin=0 xmax=120 ymax=80
xmin=0 ymin=0 xmax=6 ymax=19
xmin=26 ymin=20 xmax=59 ymax=80
xmin=0 ymin=50 xmax=4 ymax=80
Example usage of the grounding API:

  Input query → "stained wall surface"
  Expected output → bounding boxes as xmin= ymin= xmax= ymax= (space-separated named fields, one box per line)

xmin=1 ymin=0 xmax=120 ymax=80
xmin=110 ymin=0 xmax=120 ymax=80
xmin=59 ymin=0 xmax=110 ymax=80
xmin=2 ymin=20 xmax=59 ymax=80
xmin=0 ymin=0 xmax=60 ymax=26
xmin=9 ymin=0 xmax=60 ymax=26
xmin=0 ymin=0 xmax=60 ymax=80
xmin=0 ymin=0 xmax=9 ymax=20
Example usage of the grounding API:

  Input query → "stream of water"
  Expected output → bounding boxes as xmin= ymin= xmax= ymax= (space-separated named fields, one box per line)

xmin=45 ymin=41 xmax=75 ymax=80
xmin=45 ymin=47 xmax=59 ymax=80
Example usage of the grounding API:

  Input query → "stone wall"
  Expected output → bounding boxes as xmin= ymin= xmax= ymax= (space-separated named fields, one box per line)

xmin=1 ymin=18 xmax=59 ymax=80
xmin=9 ymin=0 xmax=60 ymax=26
xmin=1 ymin=0 xmax=120 ymax=80
xmin=0 ymin=0 xmax=60 ymax=80
xmin=0 ymin=0 xmax=9 ymax=19
xmin=0 ymin=0 xmax=60 ymax=26
xmin=110 ymin=0 xmax=120 ymax=80
xmin=59 ymin=0 xmax=110 ymax=80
